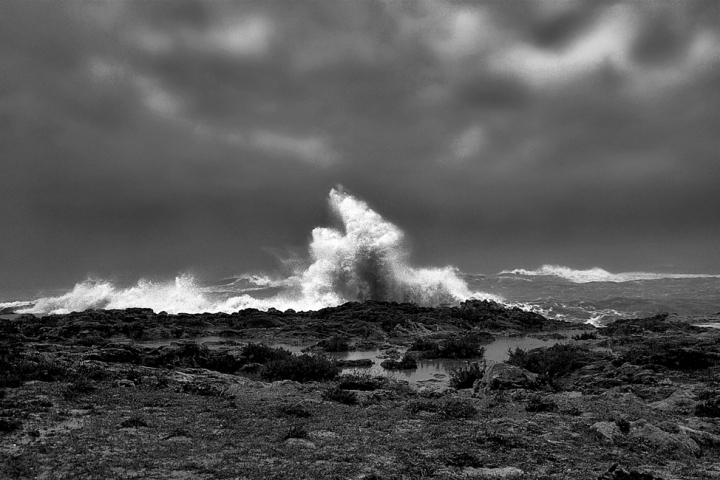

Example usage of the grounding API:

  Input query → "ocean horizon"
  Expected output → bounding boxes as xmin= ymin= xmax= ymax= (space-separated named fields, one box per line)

xmin=4 ymin=264 xmax=719 ymax=327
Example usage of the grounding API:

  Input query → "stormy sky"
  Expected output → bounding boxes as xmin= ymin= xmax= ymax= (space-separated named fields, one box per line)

xmin=2 ymin=0 xmax=720 ymax=294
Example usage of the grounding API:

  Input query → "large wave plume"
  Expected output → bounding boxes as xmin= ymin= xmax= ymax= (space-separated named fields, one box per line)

xmin=15 ymin=188 xmax=499 ymax=315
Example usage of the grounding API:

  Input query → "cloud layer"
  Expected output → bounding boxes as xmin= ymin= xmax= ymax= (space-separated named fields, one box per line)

xmin=2 ymin=0 xmax=719 ymax=293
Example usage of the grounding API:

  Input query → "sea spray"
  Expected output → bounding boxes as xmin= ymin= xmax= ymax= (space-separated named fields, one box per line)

xmin=500 ymin=264 xmax=720 ymax=283
xmin=17 ymin=188 xmax=499 ymax=315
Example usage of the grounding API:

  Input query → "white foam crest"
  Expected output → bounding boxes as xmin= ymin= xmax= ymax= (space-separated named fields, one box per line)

xmin=18 ymin=188 xmax=498 ymax=314
xmin=500 ymin=264 xmax=720 ymax=283
xmin=0 ymin=300 xmax=35 ymax=308
xmin=20 ymin=275 xmax=214 ymax=315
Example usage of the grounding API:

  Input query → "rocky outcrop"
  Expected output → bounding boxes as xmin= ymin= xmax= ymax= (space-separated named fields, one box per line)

xmin=628 ymin=420 xmax=700 ymax=457
xmin=591 ymin=422 xmax=622 ymax=443
xmin=603 ymin=313 xmax=704 ymax=335
xmin=476 ymin=363 xmax=538 ymax=391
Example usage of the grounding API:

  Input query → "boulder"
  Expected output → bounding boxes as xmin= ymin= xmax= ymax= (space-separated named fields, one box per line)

xmin=591 ymin=422 xmax=622 ymax=443
xmin=629 ymin=420 xmax=700 ymax=457
xmin=477 ymin=363 xmax=538 ymax=391
xmin=678 ymin=425 xmax=720 ymax=448
xmin=649 ymin=389 xmax=698 ymax=413
xmin=613 ymin=363 xmax=658 ymax=384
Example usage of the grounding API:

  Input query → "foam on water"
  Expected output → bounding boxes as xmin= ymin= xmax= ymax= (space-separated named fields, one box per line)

xmin=500 ymin=264 xmax=720 ymax=283
xmin=17 ymin=188 xmax=500 ymax=315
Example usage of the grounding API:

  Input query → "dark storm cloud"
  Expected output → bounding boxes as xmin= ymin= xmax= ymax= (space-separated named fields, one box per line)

xmin=2 ymin=0 xmax=720 ymax=295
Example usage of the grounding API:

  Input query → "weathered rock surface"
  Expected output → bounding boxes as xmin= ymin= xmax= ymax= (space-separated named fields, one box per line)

xmin=628 ymin=420 xmax=700 ymax=457
xmin=477 ymin=363 xmax=538 ymax=391
xmin=3 ymin=304 xmax=720 ymax=479
xmin=591 ymin=421 xmax=622 ymax=443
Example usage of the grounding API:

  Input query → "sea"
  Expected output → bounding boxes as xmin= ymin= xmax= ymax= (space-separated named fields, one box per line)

xmin=2 ymin=189 xmax=719 ymax=326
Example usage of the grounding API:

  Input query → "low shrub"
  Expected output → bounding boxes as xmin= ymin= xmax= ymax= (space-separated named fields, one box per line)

xmin=143 ymin=342 xmax=244 ymax=373
xmin=281 ymin=425 xmax=308 ymax=441
xmin=323 ymin=387 xmax=358 ymax=405
xmin=260 ymin=354 xmax=339 ymax=383
xmin=240 ymin=343 xmax=293 ymax=364
xmin=62 ymin=375 xmax=96 ymax=399
xmin=507 ymin=344 xmax=590 ymax=387
xmin=525 ymin=394 xmax=558 ymax=413
xmin=277 ymin=404 xmax=312 ymax=418
xmin=438 ymin=399 xmax=477 ymax=419
xmin=615 ymin=417 xmax=631 ymax=434
xmin=695 ymin=390 xmax=720 ymax=417
xmin=0 ymin=349 xmax=71 ymax=388
xmin=572 ymin=331 xmax=598 ymax=340
xmin=409 ymin=337 xmax=484 ymax=359
xmin=449 ymin=362 xmax=485 ymax=389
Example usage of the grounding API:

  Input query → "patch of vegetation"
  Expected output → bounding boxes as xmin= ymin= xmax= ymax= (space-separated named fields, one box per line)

xmin=260 ymin=354 xmax=340 ymax=383
xmin=380 ymin=354 xmax=417 ymax=370
xmin=615 ymin=417 xmax=631 ymax=435
xmin=507 ymin=344 xmax=591 ymax=388
xmin=337 ymin=372 xmax=382 ymax=391
xmin=443 ymin=450 xmax=485 ymax=468
xmin=281 ymin=425 xmax=308 ymax=441
xmin=409 ymin=337 xmax=485 ymax=359
xmin=572 ymin=331 xmax=598 ymax=340
xmin=2 ymin=454 xmax=37 ymax=478
xmin=179 ymin=382 xmax=226 ymax=397
xmin=62 ymin=375 xmax=96 ymax=399
xmin=144 ymin=342 xmax=243 ymax=373
xmin=449 ymin=362 xmax=485 ymax=389
xmin=0 ymin=417 xmax=22 ymax=433
xmin=405 ymin=398 xmax=477 ymax=419
xmin=695 ymin=390 xmax=720 ymax=417
xmin=323 ymin=387 xmax=358 ymax=405
xmin=240 ymin=343 xmax=293 ymax=364
xmin=120 ymin=416 xmax=149 ymax=428
xmin=525 ymin=394 xmax=558 ymax=413
xmin=619 ymin=340 xmax=716 ymax=370
xmin=0 ymin=348 xmax=70 ymax=388
xmin=277 ymin=403 xmax=312 ymax=418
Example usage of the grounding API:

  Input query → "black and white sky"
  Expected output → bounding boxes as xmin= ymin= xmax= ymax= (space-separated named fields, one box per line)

xmin=2 ymin=0 xmax=720 ymax=292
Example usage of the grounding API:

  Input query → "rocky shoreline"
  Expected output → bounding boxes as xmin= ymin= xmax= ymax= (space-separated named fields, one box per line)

xmin=2 ymin=300 xmax=720 ymax=479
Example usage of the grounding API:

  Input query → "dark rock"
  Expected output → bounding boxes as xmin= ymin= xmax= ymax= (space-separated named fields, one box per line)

xmin=83 ymin=345 xmax=143 ymax=364
xmin=604 ymin=313 xmax=703 ymax=335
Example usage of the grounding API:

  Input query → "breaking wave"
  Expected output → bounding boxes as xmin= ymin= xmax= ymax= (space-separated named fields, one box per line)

xmin=17 ymin=188 xmax=499 ymax=315
xmin=499 ymin=265 xmax=720 ymax=284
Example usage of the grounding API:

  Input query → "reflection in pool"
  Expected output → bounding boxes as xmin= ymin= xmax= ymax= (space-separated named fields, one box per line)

xmin=125 ymin=330 xmax=581 ymax=386
xmin=275 ymin=331 xmax=577 ymax=385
